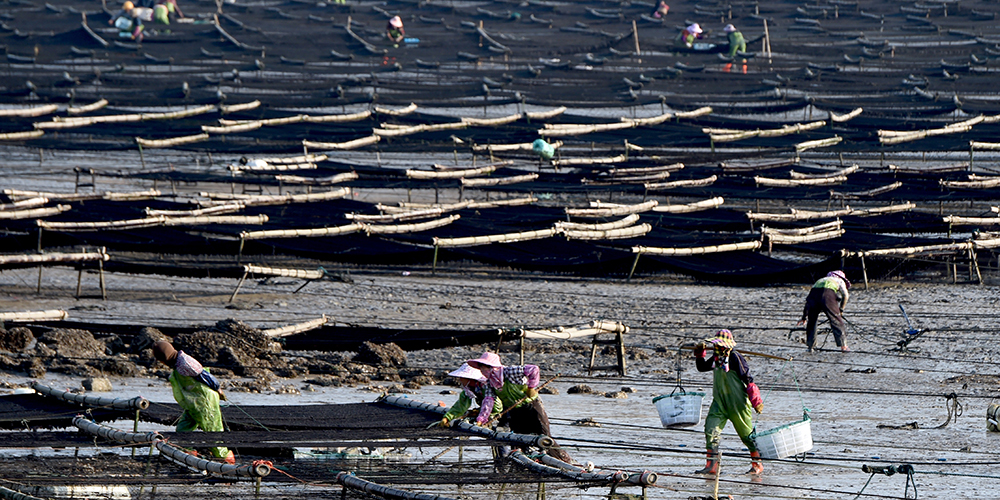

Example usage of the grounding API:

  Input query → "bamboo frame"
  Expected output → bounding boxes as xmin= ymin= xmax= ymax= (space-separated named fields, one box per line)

xmin=564 ymin=223 xmax=651 ymax=240
xmin=434 ymin=228 xmax=560 ymax=248
xmin=302 ymin=135 xmax=380 ymax=150
xmin=261 ymin=315 xmax=329 ymax=338
xmin=363 ymin=215 xmax=460 ymax=235
xmin=555 ymin=214 xmax=640 ymax=231
xmin=240 ymin=222 xmax=364 ymax=241
xmin=645 ymin=175 xmax=718 ymax=190
xmin=651 ymin=197 xmax=724 ymax=213
xmin=566 ymin=200 xmax=658 ymax=217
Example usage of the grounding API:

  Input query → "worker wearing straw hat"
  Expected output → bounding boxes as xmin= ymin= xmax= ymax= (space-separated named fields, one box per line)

xmin=693 ymin=330 xmax=764 ymax=475
xmin=435 ymin=363 xmax=503 ymax=428
xmin=466 ymin=351 xmax=574 ymax=463
xmin=676 ymin=23 xmax=703 ymax=48
xmin=799 ymin=270 xmax=851 ymax=352
xmin=152 ymin=341 xmax=235 ymax=464
xmin=386 ymin=16 xmax=405 ymax=45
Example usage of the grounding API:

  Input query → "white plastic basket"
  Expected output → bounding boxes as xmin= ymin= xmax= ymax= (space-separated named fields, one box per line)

xmin=751 ymin=417 xmax=813 ymax=459
xmin=652 ymin=391 xmax=705 ymax=428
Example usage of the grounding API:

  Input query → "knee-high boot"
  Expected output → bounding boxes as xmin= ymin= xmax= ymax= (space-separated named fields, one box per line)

xmin=746 ymin=450 xmax=763 ymax=475
xmin=695 ymin=447 xmax=719 ymax=474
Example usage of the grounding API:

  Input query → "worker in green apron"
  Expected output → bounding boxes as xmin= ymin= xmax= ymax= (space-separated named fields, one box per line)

xmin=693 ymin=330 xmax=764 ymax=475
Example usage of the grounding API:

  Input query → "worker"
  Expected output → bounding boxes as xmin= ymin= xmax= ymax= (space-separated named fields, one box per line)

xmin=152 ymin=341 xmax=235 ymax=464
xmin=466 ymin=351 xmax=574 ymax=463
xmin=436 ymin=363 xmax=503 ymax=427
xmin=723 ymin=24 xmax=746 ymax=58
xmin=386 ymin=16 xmax=405 ymax=45
xmin=109 ymin=1 xmax=144 ymax=41
xmin=693 ymin=330 xmax=764 ymax=475
xmin=150 ymin=0 xmax=181 ymax=24
xmin=722 ymin=24 xmax=747 ymax=73
xmin=652 ymin=1 xmax=669 ymax=18
xmin=799 ymin=270 xmax=851 ymax=352
xmin=676 ymin=23 xmax=703 ymax=48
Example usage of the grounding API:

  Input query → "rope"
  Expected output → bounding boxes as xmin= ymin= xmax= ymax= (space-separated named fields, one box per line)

xmin=930 ymin=393 xmax=962 ymax=429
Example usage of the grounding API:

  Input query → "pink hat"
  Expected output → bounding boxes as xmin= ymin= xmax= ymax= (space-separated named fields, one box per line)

xmin=448 ymin=363 xmax=486 ymax=382
xmin=466 ymin=351 xmax=503 ymax=368
xmin=389 ymin=16 xmax=403 ymax=28
xmin=688 ymin=23 xmax=702 ymax=34
xmin=724 ymin=24 xmax=736 ymax=33
xmin=827 ymin=270 xmax=851 ymax=288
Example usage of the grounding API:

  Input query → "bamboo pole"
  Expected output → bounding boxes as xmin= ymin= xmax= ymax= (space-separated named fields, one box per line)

xmin=632 ymin=20 xmax=641 ymax=63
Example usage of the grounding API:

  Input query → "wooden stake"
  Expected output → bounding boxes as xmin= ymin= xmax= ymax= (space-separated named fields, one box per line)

xmin=632 ymin=20 xmax=641 ymax=63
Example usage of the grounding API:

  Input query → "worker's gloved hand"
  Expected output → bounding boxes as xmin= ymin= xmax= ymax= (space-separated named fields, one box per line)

xmin=753 ymin=403 xmax=764 ymax=414
xmin=217 ymin=390 xmax=227 ymax=402
xmin=694 ymin=342 xmax=706 ymax=358
xmin=437 ymin=417 xmax=450 ymax=428
xmin=525 ymin=387 xmax=538 ymax=399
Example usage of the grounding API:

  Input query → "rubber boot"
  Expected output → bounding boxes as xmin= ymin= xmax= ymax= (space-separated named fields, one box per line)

xmin=695 ymin=448 xmax=719 ymax=474
xmin=746 ymin=451 xmax=763 ymax=475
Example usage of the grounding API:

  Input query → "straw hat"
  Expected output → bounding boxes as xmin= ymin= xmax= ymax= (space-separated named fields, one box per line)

xmin=448 ymin=363 xmax=486 ymax=382
xmin=827 ymin=270 xmax=851 ymax=288
xmin=389 ymin=16 xmax=403 ymax=28
xmin=466 ymin=351 xmax=503 ymax=368
xmin=702 ymin=329 xmax=736 ymax=350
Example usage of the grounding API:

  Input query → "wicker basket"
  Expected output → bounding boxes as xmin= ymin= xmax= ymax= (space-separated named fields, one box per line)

xmin=652 ymin=391 xmax=705 ymax=428
xmin=751 ymin=417 xmax=813 ymax=459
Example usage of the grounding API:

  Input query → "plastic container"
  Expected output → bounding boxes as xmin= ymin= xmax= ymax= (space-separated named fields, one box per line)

xmin=751 ymin=416 xmax=813 ymax=459
xmin=652 ymin=391 xmax=705 ymax=428
xmin=532 ymin=139 xmax=555 ymax=160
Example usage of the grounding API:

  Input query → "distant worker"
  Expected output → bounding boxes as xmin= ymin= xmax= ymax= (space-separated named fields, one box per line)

xmin=109 ymin=1 xmax=145 ymax=41
xmin=466 ymin=351 xmax=574 ymax=463
xmin=152 ymin=341 xmax=235 ymax=464
xmin=693 ymin=330 xmax=764 ymax=476
xmin=150 ymin=0 xmax=184 ymax=24
xmin=652 ymin=1 xmax=669 ymax=18
xmin=386 ymin=16 xmax=405 ymax=45
xmin=724 ymin=24 xmax=746 ymax=58
xmin=676 ymin=23 xmax=703 ymax=48
xmin=799 ymin=270 xmax=851 ymax=352
xmin=436 ymin=363 xmax=503 ymax=428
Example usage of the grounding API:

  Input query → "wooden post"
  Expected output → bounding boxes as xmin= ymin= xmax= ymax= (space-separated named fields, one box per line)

xmin=229 ymin=268 xmax=250 ymax=303
xmin=98 ymin=258 xmax=106 ymax=300
xmin=860 ymin=253 xmax=869 ymax=289
xmin=132 ymin=409 xmax=140 ymax=458
xmin=519 ymin=335 xmax=525 ymax=365
xmin=764 ymin=20 xmax=772 ymax=64
xmin=632 ymin=20 xmax=641 ymax=63
xmin=76 ymin=268 xmax=83 ymax=298
xmin=432 ymin=244 xmax=439 ymax=274
xmin=971 ymin=247 xmax=983 ymax=284
xmin=627 ymin=253 xmax=641 ymax=281
xmin=616 ymin=331 xmax=626 ymax=376
xmin=36 ymin=267 xmax=42 ymax=294
xmin=137 ymin=141 xmax=146 ymax=170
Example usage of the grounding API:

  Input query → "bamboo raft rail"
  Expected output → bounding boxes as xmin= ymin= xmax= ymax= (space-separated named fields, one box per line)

xmin=261 ymin=316 xmax=329 ymax=338
xmin=302 ymin=135 xmax=381 ymax=150
xmin=565 ymin=200 xmax=658 ymax=217
xmin=32 ymin=382 xmax=149 ymax=410
xmin=0 ymin=249 xmax=109 ymax=267
xmin=0 ymin=310 xmax=68 ymax=322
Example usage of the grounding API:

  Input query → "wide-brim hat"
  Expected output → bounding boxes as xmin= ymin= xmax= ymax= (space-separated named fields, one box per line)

xmin=724 ymin=24 xmax=736 ymax=32
xmin=688 ymin=23 xmax=702 ymax=34
xmin=703 ymin=329 xmax=736 ymax=350
xmin=448 ymin=363 xmax=486 ymax=382
xmin=466 ymin=351 xmax=502 ymax=368
xmin=827 ymin=270 xmax=851 ymax=288
xmin=389 ymin=16 xmax=403 ymax=28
